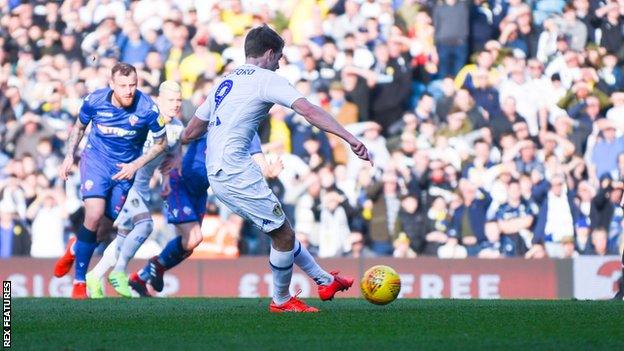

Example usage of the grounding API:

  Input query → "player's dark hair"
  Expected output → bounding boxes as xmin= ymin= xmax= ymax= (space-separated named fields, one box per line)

xmin=111 ymin=62 xmax=137 ymax=78
xmin=244 ymin=25 xmax=284 ymax=58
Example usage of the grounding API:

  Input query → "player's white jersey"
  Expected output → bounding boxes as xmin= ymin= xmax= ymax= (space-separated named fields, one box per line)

xmin=133 ymin=118 xmax=184 ymax=202
xmin=195 ymin=64 xmax=303 ymax=176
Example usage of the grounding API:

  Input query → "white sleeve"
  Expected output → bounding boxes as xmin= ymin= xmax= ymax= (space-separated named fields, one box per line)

xmin=194 ymin=98 xmax=212 ymax=121
xmin=261 ymin=73 xmax=304 ymax=108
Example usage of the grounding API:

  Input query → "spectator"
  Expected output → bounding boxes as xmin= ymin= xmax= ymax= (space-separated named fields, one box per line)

xmin=532 ymin=174 xmax=579 ymax=257
xmin=422 ymin=196 xmax=452 ymax=256
xmin=555 ymin=4 xmax=588 ymax=52
xmin=433 ymin=0 xmax=470 ymax=78
xmin=393 ymin=232 xmax=417 ymax=258
xmin=590 ymin=120 xmax=624 ymax=180
xmin=366 ymin=169 xmax=402 ymax=255
xmin=1 ymin=0 xmax=622 ymax=260
xmin=392 ymin=194 xmax=427 ymax=254
xmin=585 ymin=227 xmax=610 ymax=256
xmin=318 ymin=191 xmax=351 ymax=258
xmin=495 ymin=180 xmax=535 ymax=257
xmin=589 ymin=177 xmax=624 ymax=254
xmin=0 ymin=201 xmax=30 ymax=258
xmin=450 ymin=179 xmax=492 ymax=255
xmin=595 ymin=1 xmax=624 ymax=55
xmin=26 ymin=189 xmax=66 ymax=258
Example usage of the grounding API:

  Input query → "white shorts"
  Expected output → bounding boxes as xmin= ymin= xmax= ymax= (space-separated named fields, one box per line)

xmin=208 ymin=163 xmax=286 ymax=233
xmin=114 ymin=187 xmax=151 ymax=234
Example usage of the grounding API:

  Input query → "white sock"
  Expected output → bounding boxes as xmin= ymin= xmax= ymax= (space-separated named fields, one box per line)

xmin=269 ymin=245 xmax=294 ymax=305
xmin=294 ymin=240 xmax=333 ymax=286
xmin=89 ymin=237 xmax=120 ymax=279
xmin=113 ymin=220 xmax=153 ymax=273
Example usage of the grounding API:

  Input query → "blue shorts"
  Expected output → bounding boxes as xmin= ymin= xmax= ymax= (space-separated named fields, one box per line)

xmin=165 ymin=168 xmax=208 ymax=224
xmin=79 ymin=151 xmax=133 ymax=221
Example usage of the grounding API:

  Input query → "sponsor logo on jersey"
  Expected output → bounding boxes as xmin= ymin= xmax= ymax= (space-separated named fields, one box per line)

xmin=183 ymin=206 xmax=192 ymax=215
xmin=97 ymin=111 xmax=113 ymax=117
xmin=96 ymin=124 xmax=137 ymax=137
xmin=129 ymin=114 xmax=139 ymax=126
xmin=84 ymin=180 xmax=94 ymax=191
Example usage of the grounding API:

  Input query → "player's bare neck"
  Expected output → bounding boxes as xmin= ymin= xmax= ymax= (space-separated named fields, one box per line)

xmin=245 ymin=57 xmax=267 ymax=69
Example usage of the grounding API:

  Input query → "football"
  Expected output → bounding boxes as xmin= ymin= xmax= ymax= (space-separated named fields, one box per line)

xmin=360 ymin=265 xmax=401 ymax=305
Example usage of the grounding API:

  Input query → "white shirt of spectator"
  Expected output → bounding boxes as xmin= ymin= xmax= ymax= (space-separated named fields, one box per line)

xmin=196 ymin=64 xmax=303 ymax=176
xmin=30 ymin=206 xmax=65 ymax=258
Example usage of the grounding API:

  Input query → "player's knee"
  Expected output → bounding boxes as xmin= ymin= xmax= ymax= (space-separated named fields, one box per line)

xmin=189 ymin=229 xmax=203 ymax=249
xmin=267 ymin=221 xmax=295 ymax=250
xmin=84 ymin=212 xmax=105 ymax=229
xmin=142 ymin=219 xmax=154 ymax=234
xmin=182 ymin=225 xmax=202 ymax=250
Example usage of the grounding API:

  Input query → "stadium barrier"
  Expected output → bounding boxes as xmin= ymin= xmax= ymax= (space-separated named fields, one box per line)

xmin=0 ymin=257 xmax=620 ymax=299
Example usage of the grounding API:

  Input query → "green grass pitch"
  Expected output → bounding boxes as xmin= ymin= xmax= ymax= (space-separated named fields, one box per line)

xmin=13 ymin=298 xmax=624 ymax=350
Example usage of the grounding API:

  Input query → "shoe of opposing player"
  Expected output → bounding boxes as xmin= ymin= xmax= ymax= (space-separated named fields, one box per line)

xmin=54 ymin=236 xmax=77 ymax=278
xmin=71 ymin=282 xmax=88 ymax=299
xmin=318 ymin=271 xmax=354 ymax=301
xmin=128 ymin=272 xmax=151 ymax=297
xmin=269 ymin=291 xmax=319 ymax=313
xmin=108 ymin=271 xmax=132 ymax=297
xmin=86 ymin=272 xmax=105 ymax=299
xmin=146 ymin=256 xmax=165 ymax=292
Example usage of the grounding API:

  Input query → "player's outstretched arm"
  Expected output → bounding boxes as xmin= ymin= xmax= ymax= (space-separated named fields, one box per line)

xmin=181 ymin=116 xmax=208 ymax=145
xmin=291 ymin=98 xmax=372 ymax=165
xmin=112 ymin=134 xmax=167 ymax=180
xmin=59 ymin=119 xmax=87 ymax=181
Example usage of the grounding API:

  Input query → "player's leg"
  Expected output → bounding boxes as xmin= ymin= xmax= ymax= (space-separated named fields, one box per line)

xmin=85 ymin=237 xmax=118 ymax=298
xmin=113 ymin=220 xmax=152 ymax=273
xmin=135 ymin=221 xmax=199 ymax=293
xmin=266 ymin=220 xmax=297 ymax=308
xmin=71 ymin=197 xmax=106 ymax=299
xmin=209 ymin=166 xmax=317 ymax=312
xmin=292 ymin=239 xmax=354 ymax=301
xmin=54 ymin=166 xmax=113 ymax=279
xmin=86 ymin=203 xmax=132 ymax=298
xmin=159 ymin=221 xmax=200 ymax=269
xmin=131 ymin=171 xmax=202 ymax=294
xmin=111 ymin=188 xmax=153 ymax=277
xmin=103 ymin=181 xmax=135 ymax=297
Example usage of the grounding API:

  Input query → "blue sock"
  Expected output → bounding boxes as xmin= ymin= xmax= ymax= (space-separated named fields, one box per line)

xmin=157 ymin=236 xmax=191 ymax=270
xmin=138 ymin=266 xmax=151 ymax=282
xmin=74 ymin=225 xmax=98 ymax=282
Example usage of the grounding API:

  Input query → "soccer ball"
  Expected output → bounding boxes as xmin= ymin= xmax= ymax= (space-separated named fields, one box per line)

xmin=360 ymin=265 xmax=401 ymax=305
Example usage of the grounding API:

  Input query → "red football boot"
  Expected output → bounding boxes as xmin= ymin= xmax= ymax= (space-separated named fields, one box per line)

xmin=54 ymin=237 xmax=77 ymax=278
xmin=71 ymin=282 xmax=88 ymax=299
xmin=128 ymin=272 xmax=151 ymax=297
xmin=269 ymin=291 xmax=319 ymax=313
xmin=318 ymin=271 xmax=354 ymax=301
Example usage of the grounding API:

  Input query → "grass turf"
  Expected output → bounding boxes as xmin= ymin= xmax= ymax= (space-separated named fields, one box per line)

xmin=13 ymin=298 xmax=624 ymax=350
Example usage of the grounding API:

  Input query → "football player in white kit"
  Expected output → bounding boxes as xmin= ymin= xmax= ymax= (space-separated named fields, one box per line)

xmin=85 ymin=81 xmax=185 ymax=297
xmin=182 ymin=25 xmax=371 ymax=312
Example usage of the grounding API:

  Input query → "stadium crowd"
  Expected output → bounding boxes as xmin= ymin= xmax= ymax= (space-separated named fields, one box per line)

xmin=0 ymin=0 xmax=623 ymax=260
